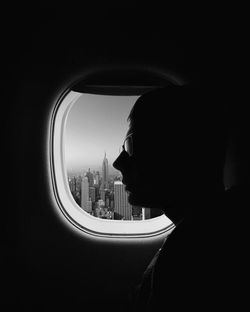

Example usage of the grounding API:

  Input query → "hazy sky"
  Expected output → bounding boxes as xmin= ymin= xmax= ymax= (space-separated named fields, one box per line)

xmin=65 ymin=93 xmax=138 ymax=174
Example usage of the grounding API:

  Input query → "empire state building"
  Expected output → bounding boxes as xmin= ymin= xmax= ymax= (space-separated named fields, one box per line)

xmin=101 ymin=152 xmax=109 ymax=189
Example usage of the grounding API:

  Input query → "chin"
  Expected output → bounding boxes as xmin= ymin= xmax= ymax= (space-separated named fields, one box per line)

xmin=127 ymin=191 xmax=155 ymax=208
xmin=127 ymin=192 xmax=142 ymax=206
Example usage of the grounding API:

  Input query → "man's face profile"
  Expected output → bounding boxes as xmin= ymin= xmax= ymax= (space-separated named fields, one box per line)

xmin=113 ymin=120 xmax=170 ymax=210
xmin=113 ymin=86 xmax=226 ymax=222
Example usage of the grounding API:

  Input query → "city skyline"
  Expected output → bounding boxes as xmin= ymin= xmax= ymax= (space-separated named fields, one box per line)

xmin=67 ymin=153 xmax=158 ymax=221
xmin=67 ymin=161 xmax=120 ymax=177
xmin=65 ymin=93 xmax=138 ymax=172
xmin=65 ymin=94 xmax=163 ymax=221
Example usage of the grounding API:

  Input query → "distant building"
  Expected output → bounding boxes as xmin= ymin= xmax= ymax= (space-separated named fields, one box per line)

xmin=100 ymin=188 xmax=106 ymax=202
xmin=94 ymin=184 xmax=100 ymax=200
xmin=114 ymin=181 xmax=132 ymax=220
xmin=94 ymin=171 xmax=101 ymax=186
xmin=86 ymin=199 xmax=92 ymax=213
xmin=86 ymin=168 xmax=94 ymax=187
xmin=68 ymin=175 xmax=81 ymax=206
xmin=142 ymin=208 xmax=151 ymax=220
xmin=95 ymin=199 xmax=113 ymax=219
xmin=97 ymin=199 xmax=105 ymax=208
xmin=105 ymin=190 xmax=112 ymax=209
xmin=81 ymin=177 xmax=91 ymax=212
xmin=132 ymin=206 xmax=142 ymax=220
xmin=101 ymin=152 xmax=109 ymax=189
xmin=89 ymin=186 xmax=96 ymax=203
xmin=68 ymin=177 xmax=76 ymax=193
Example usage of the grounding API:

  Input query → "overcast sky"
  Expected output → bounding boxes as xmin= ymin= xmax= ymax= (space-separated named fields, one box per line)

xmin=65 ymin=93 xmax=138 ymax=174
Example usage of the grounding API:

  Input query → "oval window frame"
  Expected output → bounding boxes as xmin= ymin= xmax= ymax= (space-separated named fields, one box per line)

xmin=49 ymin=68 xmax=184 ymax=238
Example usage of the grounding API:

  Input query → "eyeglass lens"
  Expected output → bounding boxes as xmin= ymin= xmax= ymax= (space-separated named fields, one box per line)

xmin=124 ymin=136 xmax=133 ymax=156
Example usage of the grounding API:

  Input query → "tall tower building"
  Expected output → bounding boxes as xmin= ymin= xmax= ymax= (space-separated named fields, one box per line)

xmin=81 ymin=176 xmax=91 ymax=212
xmin=114 ymin=181 xmax=132 ymax=220
xmin=89 ymin=186 xmax=96 ymax=203
xmin=68 ymin=177 xmax=76 ymax=193
xmin=94 ymin=171 xmax=100 ymax=186
xmin=101 ymin=152 xmax=109 ymax=189
xmin=86 ymin=168 xmax=94 ymax=187
xmin=100 ymin=189 xmax=106 ymax=202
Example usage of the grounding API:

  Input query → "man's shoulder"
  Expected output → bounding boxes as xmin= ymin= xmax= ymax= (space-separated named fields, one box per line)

xmin=161 ymin=219 xmax=195 ymax=254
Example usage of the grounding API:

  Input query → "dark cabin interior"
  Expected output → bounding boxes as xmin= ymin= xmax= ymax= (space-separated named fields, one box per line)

xmin=3 ymin=3 xmax=248 ymax=312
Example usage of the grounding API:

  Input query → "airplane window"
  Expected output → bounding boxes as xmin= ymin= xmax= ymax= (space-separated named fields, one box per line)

xmin=51 ymin=90 xmax=173 ymax=237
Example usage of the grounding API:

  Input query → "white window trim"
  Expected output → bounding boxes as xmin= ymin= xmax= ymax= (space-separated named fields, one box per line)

xmin=50 ymin=90 xmax=174 ymax=238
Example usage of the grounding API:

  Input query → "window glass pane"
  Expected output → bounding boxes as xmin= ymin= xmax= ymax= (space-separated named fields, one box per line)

xmin=65 ymin=93 xmax=164 ymax=221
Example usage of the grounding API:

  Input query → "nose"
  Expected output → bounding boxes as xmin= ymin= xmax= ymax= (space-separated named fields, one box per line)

xmin=113 ymin=150 xmax=130 ymax=171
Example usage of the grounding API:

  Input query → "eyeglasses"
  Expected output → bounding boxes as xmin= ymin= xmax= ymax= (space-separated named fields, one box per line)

xmin=122 ymin=133 xmax=133 ymax=156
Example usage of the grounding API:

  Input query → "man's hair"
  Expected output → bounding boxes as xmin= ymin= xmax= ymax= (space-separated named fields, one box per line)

xmin=129 ymin=85 xmax=226 ymax=142
xmin=128 ymin=86 xmax=228 ymax=187
xmin=129 ymin=86 xmax=223 ymax=130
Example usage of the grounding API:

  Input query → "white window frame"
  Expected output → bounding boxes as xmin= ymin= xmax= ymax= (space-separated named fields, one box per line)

xmin=49 ymin=90 xmax=174 ymax=238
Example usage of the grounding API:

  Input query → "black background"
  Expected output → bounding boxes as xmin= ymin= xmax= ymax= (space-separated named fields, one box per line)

xmin=2 ymin=3 xmax=248 ymax=311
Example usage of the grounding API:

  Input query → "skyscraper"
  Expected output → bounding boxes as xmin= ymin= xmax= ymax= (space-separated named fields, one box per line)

xmin=81 ymin=176 xmax=91 ymax=213
xmin=89 ymin=186 xmax=96 ymax=203
xmin=94 ymin=171 xmax=100 ymax=186
xmin=100 ymin=189 xmax=106 ymax=202
xmin=114 ymin=181 xmax=132 ymax=220
xmin=68 ymin=176 xmax=76 ymax=193
xmin=101 ymin=152 xmax=109 ymax=189
xmin=86 ymin=168 xmax=94 ymax=187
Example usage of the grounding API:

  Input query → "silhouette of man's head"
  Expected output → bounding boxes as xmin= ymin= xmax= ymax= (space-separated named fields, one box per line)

xmin=113 ymin=86 xmax=227 ymax=223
